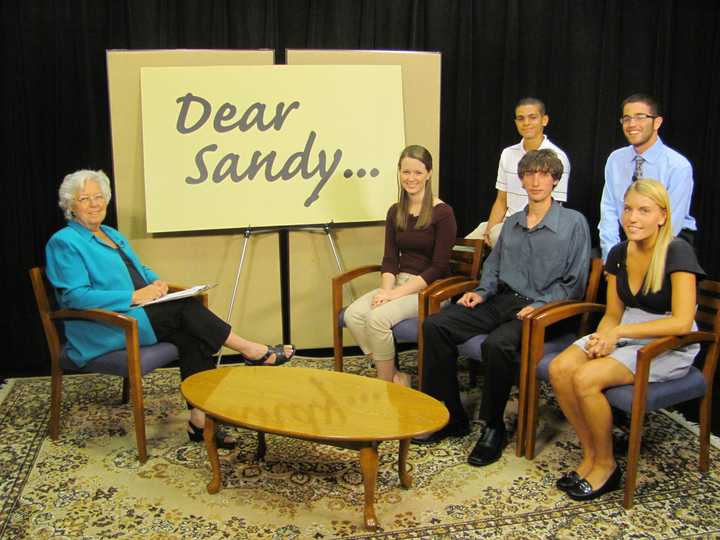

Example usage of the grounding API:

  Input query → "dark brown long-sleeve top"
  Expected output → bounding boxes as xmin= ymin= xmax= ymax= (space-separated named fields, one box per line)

xmin=380 ymin=202 xmax=457 ymax=285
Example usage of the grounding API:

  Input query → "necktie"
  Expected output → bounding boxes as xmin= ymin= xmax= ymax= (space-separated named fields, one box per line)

xmin=632 ymin=155 xmax=645 ymax=182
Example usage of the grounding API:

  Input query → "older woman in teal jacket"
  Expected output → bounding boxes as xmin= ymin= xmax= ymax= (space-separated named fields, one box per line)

xmin=46 ymin=169 xmax=295 ymax=448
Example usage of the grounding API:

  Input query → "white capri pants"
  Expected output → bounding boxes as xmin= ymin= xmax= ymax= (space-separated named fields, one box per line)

xmin=344 ymin=273 xmax=419 ymax=362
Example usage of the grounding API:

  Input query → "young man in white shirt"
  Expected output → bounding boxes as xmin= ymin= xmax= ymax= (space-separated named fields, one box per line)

xmin=468 ymin=97 xmax=571 ymax=247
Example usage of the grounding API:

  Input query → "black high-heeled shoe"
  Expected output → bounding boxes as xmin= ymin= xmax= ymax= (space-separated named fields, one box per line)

xmin=187 ymin=421 xmax=237 ymax=450
xmin=567 ymin=466 xmax=621 ymax=501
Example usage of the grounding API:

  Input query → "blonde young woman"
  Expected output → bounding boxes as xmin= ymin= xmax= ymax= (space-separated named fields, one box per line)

xmin=344 ymin=145 xmax=457 ymax=386
xmin=548 ymin=179 xmax=704 ymax=501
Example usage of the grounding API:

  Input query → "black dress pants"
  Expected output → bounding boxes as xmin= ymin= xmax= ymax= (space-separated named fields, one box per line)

xmin=144 ymin=298 xmax=232 ymax=381
xmin=422 ymin=292 xmax=531 ymax=429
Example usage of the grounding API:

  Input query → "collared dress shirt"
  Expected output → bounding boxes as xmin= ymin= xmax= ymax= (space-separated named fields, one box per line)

xmin=476 ymin=200 xmax=591 ymax=309
xmin=496 ymin=135 xmax=571 ymax=217
xmin=45 ymin=221 xmax=160 ymax=367
xmin=599 ymin=137 xmax=696 ymax=260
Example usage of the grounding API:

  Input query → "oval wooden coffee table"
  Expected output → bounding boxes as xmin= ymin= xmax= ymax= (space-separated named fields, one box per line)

xmin=181 ymin=366 xmax=449 ymax=530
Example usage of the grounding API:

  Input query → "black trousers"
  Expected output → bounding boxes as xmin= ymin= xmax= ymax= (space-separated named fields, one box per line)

xmin=422 ymin=292 xmax=531 ymax=429
xmin=144 ymin=298 xmax=231 ymax=381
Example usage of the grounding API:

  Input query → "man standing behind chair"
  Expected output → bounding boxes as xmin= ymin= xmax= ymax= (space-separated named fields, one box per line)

xmin=415 ymin=149 xmax=590 ymax=468
xmin=467 ymin=97 xmax=570 ymax=247
xmin=599 ymin=93 xmax=697 ymax=260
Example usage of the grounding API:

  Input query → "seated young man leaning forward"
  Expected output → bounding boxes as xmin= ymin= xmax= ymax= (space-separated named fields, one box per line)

xmin=414 ymin=149 xmax=591 ymax=468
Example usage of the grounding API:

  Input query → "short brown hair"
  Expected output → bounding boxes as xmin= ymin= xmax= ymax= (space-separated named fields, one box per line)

xmin=517 ymin=149 xmax=563 ymax=181
xmin=621 ymin=93 xmax=661 ymax=116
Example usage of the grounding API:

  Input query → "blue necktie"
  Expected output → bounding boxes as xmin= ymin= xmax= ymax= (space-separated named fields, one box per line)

xmin=632 ymin=155 xmax=645 ymax=182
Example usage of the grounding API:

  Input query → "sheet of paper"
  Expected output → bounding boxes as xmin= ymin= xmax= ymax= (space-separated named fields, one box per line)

xmin=141 ymin=284 xmax=216 ymax=306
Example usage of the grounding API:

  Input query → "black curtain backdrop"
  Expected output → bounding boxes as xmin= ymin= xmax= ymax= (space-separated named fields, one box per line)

xmin=2 ymin=0 xmax=719 ymax=376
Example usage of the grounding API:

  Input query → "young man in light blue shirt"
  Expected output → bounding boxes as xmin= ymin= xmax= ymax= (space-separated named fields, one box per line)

xmin=599 ymin=94 xmax=696 ymax=260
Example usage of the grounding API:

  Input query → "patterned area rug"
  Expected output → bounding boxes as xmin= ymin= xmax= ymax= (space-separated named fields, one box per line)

xmin=1 ymin=353 xmax=720 ymax=539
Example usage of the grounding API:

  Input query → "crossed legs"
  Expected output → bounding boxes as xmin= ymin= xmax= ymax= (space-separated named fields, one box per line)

xmin=549 ymin=345 xmax=634 ymax=489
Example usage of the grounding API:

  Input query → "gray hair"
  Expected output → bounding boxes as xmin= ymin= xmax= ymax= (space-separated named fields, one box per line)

xmin=58 ymin=169 xmax=112 ymax=220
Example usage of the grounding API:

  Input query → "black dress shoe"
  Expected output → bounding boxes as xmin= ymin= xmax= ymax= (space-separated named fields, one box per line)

xmin=411 ymin=422 xmax=470 ymax=445
xmin=467 ymin=425 xmax=506 ymax=466
xmin=567 ymin=466 xmax=622 ymax=501
xmin=556 ymin=471 xmax=582 ymax=491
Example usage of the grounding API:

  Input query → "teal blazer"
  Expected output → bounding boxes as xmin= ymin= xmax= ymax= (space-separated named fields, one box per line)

xmin=45 ymin=221 xmax=159 ymax=367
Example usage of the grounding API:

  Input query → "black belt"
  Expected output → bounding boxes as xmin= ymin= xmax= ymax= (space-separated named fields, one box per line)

xmin=497 ymin=283 xmax=534 ymax=302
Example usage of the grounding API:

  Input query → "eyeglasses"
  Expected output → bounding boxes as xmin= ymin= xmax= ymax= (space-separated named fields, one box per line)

xmin=619 ymin=114 xmax=657 ymax=125
xmin=76 ymin=194 xmax=106 ymax=206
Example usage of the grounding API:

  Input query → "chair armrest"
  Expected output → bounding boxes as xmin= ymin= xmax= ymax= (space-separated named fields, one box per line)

xmin=331 ymin=265 xmax=382 ymax=319
xmin=635 ymin=331 xmax=719 ymax=384
xmin=530 ymin=302 xmax=605 ymax=332
xmin=427 ymin=280 xmax=479 ymax=315
xmin=51 ymin=308 xmax=143 ymax=376
xmin=419 ymin=276 xmax=467 ymax=302
xmin=528 ymin=302 xmax=606 ymax=365
xmin=332 ymin=265 xmax=382 ymax=287
xmin=416 ymin=276 xmax=468 ymax=324
xmin=52 ymin=308 xmax=137 ymax=331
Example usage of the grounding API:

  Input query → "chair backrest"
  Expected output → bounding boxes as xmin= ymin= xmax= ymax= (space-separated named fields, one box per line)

xmin=696 ymin=280 xmax=720 ymax=334
xmin=449 ymin=238 xmax=485 ymax=281
xmin=28 ymin=267 xmax=63 ymax=367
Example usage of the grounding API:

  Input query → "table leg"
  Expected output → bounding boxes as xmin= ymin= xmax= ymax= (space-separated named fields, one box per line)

xmin=398 ymin=439 xmax=412 ymax=488
xmin=359 ymin=445 xmax=379 ymax=530
xmin=255 ymin=431 xmax=266 ymax=461
xmin=204 ymin=416 xmax=221 ymax=494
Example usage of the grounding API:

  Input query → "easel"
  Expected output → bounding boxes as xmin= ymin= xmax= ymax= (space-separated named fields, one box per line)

xmin=216 ymin=222 xmax=347 ymax=366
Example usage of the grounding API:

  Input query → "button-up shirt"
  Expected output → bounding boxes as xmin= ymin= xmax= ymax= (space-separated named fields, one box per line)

xmin=599 ymin=137 xmax=696 ymax=260
xmin=476 ymin=200 xmax=591 ymax=308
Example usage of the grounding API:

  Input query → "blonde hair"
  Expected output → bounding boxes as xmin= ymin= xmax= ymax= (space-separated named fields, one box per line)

xmin=624 ymin=179 xmax=673 ymax=294
xmin=395 ymin=145 xmax=434 ymax=231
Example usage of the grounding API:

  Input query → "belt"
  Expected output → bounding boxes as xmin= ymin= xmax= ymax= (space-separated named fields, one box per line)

xmin=497 ymin=283 xmax=534 ymax=302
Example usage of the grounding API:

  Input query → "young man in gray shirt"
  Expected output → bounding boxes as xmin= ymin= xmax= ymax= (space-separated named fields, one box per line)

xmin=415 ymin=149 xmax=591 ymax=468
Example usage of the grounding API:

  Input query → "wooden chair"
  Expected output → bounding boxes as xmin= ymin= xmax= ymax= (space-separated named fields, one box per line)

xmin=522 ymin=279 xmax=720 ymax=509
xmin=331 ymin=238 xmax=485 ymax=389
xmin=425 ymin=258 xmax=603 ymax=456
xmin=29 ymin=267 xmax=208 ymax=464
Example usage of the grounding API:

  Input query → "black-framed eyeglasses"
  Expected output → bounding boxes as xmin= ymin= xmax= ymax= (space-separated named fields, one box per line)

xmin=619 ymin=114 xmax=657 ymax=125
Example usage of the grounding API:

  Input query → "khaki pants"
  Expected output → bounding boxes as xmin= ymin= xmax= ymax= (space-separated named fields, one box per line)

xmin=344 ymin=273 xmax=418 ymax=362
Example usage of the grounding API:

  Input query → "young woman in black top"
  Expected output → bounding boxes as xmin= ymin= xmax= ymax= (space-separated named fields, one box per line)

xmin=548 ymin=179 xmax=704 ymax=501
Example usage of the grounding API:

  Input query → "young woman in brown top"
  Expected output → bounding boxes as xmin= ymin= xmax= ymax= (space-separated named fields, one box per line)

xmin=344 ymin=145 xmax=457 ymax=385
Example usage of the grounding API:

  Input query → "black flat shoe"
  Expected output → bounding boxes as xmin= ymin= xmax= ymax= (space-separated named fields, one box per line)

xmin=556 ymin=471 xmax=582 ymax=491
xmin=467 ymin=425 xmax=506 ymax=467
xmin=567 ymin=466 xmax=622 ymax=501
xmin=187 ymin=421 xmax=237 ymax=450
xmin=411 ymin=421 xmax=470 ymax=445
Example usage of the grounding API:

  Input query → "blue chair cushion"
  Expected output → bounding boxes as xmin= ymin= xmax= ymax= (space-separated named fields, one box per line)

xmin=60 ymin=342 xmax=179 ymax=377
xmin=462 ymin=332 xmax=576 ymax=365
xmin=604 ymin=366 xmax=707 ymax=413
xmin=458 ymin=334 xmax=488 ymax=359
xmin=392 ymin=317 xmax=418 ymax=343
